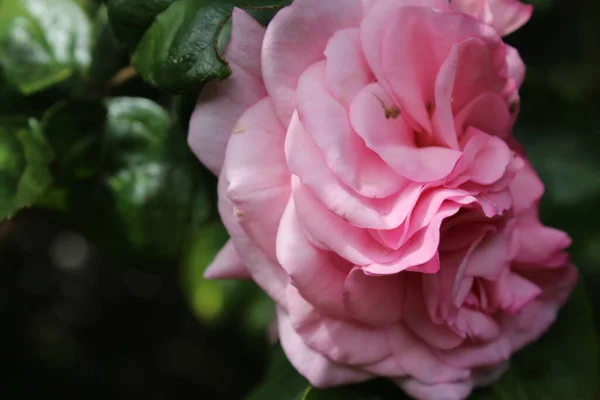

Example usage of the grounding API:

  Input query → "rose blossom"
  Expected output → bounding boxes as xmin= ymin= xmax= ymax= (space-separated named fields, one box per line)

xmin=188 ymin=1 xmax=576 ymax=399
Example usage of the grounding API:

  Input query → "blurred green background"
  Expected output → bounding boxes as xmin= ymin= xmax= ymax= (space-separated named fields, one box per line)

xmin=0 ymin=0 xmax=598 ymax=398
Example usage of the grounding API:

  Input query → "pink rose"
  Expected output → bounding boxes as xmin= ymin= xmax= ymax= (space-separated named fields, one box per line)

xmin=188 ymin=1 xmax=576 ymax=399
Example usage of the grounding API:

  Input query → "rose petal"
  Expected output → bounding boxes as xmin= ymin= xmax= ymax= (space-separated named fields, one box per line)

xmin=296 ymin=61 xmax=406 ymax=198
xmin=204 ymin=240 xmax=249 ymax=279
xmin=188 ymin=9 xmax=266 ymax=174
xmin=277 ymin=307 xmax=371 ymax=388
xmin=262 ymin=0 xmax=363 ymax=124
xmin=350 ymin=83 xmax=462 ymax=182
xmin=343 ymin=268 xmax=405 ymax=326
xmin=325 ymin=28 xmax=374 ymax=107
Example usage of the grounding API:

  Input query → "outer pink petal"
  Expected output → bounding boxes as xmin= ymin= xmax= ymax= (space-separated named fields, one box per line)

xmin=343 ymin=268 xmax=405 ymax=326
xmin=188 ymin=9 xmax=266 ymax=175
xmin=397 ymin=378 xmax=474 ymax=400
xmin=217 ymin=169 xmax=288 ymax=306
xmin=286 ymin=285 xmax=392 ymax=366
xmin=386 ymin=324 xmax=471 ymax=384
xmin=509 ymin=163 xmax=545 ymax=213
xmin=488 ymin=0 xmax=533 ymax=36
xmin=277 ymin=307 xmax=371 ymax=388
xmin=224 ymin=98 xmax=290 ymax=261
xmin=324 ymin=28 xmax=374 ymax=108
xmin=506 ymin=45 xmax=526 ymax=89
xmin=276 ymin=198 xmax=350 ymax=318
xmin=296 ymin=61 xmax=406 ymax=198
xmin=262 ymin=0 xmax=363 ymax=124
xmin=452 ymin=0 xmax=533 ymax=36
xmin=204 ymin=240 xmax=250 ymax=279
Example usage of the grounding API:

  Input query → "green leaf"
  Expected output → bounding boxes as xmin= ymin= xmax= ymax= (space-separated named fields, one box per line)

xmin=47 ymin=97 xmax=212 ymax=261
xmin=246 ymin=283 xmax=597 ymax=400
xmin=0 ymin=118 xmax=54 ymax=220
xmin=90 ymin=6 xmax=129 ymax=82
xmin=0 ymin=0 xmax=93 ymax=95
xmin=42 ymin=99 xmax=107 ymax=183
xmin=107 ymin=0 xmax=291 ymax=91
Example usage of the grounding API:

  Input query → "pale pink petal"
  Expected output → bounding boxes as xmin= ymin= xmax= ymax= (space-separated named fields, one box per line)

xmin=513 ymin=209 xmax=572 ymax=267
xmin=276 ymin=198 xmax=350 ymax=318
xmin=506 ymin=45 xmax=526 ymax=89
xmin=386 ymin=324 xmax=471 ymax=384
xmin=217 ymin=170 xmax=288 ymax=306
xmin=350 ymin=83 xmax=461 ymax=182
xmin=296 ymin=61 xmax=406 ymax=198
xmin=404 ymin=282 xmax=465 ymax=350
xmin=262 ymin=0 xmax=364 ymax=124
xmin=397 ymin=378 xmax=474 ymax=400
xmin=188 ymin=9 xmax=266 ymax=174
xmin=203 ymin=240 xmax=249 ymax=279
xmin=286 ymin=285 xmax=392 ymax=366
xmin=365 ymin=203 xmax=471 ymax=275
xmin=293 ymin=177 xmax=401 ymax=265
xmin=488 ymin=0 xmax=533 ymax=36
xmin=277 ymin=307 xmax=371 ymax=388
xmin=452 ymin=0 xmax=533 ymax=36
xmin=448 ymin=128 xmax=512 ymax=188
xmin=454 ymin=92 xmax=512 ymax=139
xmin=487 ymin=269 xmax=542 ymax=314
xmin=224 ymin=98 xmax=290 ymax=261
xmin=285 ymin=112 xmax=426 ymax=229
xmin=325 ymin=28 xmax=374 ymax=107
xmin=509 ymin=163 xmax=545 ymax=214
xmin=343 ymin=268 xmax=404 ymax=326
xmin=379 ymin=7 xmax=501 ymax=135
xmin=360 ymin=0 xmax=451 ymax=84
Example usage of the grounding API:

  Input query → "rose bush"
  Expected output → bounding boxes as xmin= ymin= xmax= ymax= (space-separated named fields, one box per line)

xmin=188 ymin=0 xmax=577 ymax=399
